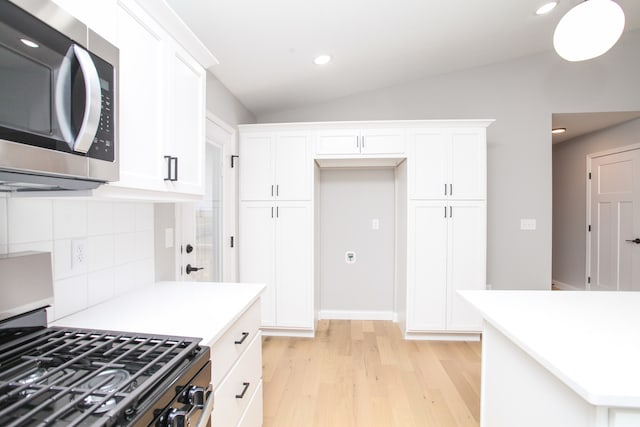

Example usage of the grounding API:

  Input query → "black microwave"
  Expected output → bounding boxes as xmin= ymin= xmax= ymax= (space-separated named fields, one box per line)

xmin=0 ymin=0 xmax=119 ymax=191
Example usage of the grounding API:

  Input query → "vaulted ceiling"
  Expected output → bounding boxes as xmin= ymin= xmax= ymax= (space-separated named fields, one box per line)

xmin=166 ymin=0 xmax=640 ymax=117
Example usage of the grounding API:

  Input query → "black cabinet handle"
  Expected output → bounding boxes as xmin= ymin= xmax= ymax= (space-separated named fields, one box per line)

xmin=626 ymin=238 xmax=640 ymax=244
xmin=235 ymin=382 xmax=250 ymax=399
xmin=234 ymin=332 xmax=249 ymax=345
xmin=164 ymin=156 xmax=179 ymax=181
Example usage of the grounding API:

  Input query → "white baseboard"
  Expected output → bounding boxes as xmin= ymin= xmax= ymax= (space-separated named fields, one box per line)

xmin=405 ymin=331 xmax=481 ymax=342
xmin=552 ymin=280 xmax=585 ymax=291
xmin=261 ymin=327 xmax=315 ymax=338
xmin=319 ymin=310 xmax=394 ymax=321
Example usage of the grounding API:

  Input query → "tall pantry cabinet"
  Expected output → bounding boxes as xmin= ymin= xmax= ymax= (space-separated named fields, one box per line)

xmin=405 ymin=126 xmax=488 ymax=338
xmin=239 ymin=130 xmax=314 ymax=335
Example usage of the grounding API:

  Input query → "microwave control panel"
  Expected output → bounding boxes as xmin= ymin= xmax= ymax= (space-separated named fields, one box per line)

xmin=87 ymin=53 xmax=115 ymax=162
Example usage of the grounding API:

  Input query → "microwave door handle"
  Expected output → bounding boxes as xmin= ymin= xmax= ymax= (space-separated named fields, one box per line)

xmin=54 ymin=48 xmax=75 ymax=147
xmin=71 ymin=45 xmax=102 ymax=154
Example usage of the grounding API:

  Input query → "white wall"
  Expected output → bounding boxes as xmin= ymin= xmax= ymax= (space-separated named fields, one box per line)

xmin=552 ymin=118 xmax=640 ymax=289
xmin=0 ymin=198 xmax=155 ymax=320
xmin=319 ymin=168 xmax=395 ymax=317
xmin=257 ymin=30 xmax=640 ymax=290
xmin=206 ymin=72 xmax=256 ymax=126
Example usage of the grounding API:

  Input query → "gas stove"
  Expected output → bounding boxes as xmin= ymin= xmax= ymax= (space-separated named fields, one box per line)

xmin=0 ymin=252 xmax=213 ymax=427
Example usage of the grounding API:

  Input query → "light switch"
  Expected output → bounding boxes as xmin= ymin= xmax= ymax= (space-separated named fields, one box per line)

xmin=372 ymin=219 xmax=379 ymax=230
xmin=520 ymin=219 xmax=537 ymax=231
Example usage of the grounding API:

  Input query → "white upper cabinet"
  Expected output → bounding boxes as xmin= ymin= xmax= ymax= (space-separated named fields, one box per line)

xmin=108 ymin=1 xmax=206 ymax=197
xmin=239 ymin=131 xmax=312 ymax=201
xmin=409 ymin=128 xmax=486 ymax=200
xmin=52 ymin=0 xmax=118 ymax=44
xmin=315 ymin=128 xmax=406 ymax=156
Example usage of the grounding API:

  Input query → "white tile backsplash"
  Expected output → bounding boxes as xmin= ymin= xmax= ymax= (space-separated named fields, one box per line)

xmin=113 ymin=203 xmax=136 ymax=233
xmin=3 ymin=199 xmax=155 ymax=321
xmin=8 ymin=199 xmax=53 ymax=244
xmin=88 ymin=234 xmax=115 ymax=272
xmin=53 ymin=200 xmax=88 ymax=239
xmin=87 ymin=269 xmax=115 ymax=306
xmin=53 ymin=276 xmax=88 ymax=320
xmin=88 ymin=201 xmax=114 ymax=236
xmin=135 ymin=203 xmax=154 ymax=231
xmin=114 ymin=232 xmax=136 ymax=264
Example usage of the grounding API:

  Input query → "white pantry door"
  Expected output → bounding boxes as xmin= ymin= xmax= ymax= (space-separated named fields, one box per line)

xmin=589 ymin=148 xmax=640 ymax=291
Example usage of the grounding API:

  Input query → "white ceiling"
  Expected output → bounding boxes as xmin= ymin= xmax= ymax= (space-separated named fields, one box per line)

xmin=552 ymin=111 xmax=640 ymax=144
xmin=165 ymin=0 xmax=640 ymax=117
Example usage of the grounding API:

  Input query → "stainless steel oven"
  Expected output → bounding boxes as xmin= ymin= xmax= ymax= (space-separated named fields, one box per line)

xmin=0 ymin=252 xmax=213 ymax=426
xmin=0 ymin=0 xmax=118 ymax=191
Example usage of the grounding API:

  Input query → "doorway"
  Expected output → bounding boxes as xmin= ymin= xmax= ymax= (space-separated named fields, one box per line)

xmin=587 ymin=146 xmax=640 ymax=291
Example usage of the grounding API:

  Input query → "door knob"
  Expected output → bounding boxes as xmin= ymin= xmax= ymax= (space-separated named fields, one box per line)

xmin=186 ymin=264 xmax=203 ymax=274
xmin=625 ymin=238 xmax=640 ymax=244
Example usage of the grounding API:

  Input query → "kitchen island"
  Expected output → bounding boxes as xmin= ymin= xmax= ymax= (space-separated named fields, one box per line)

xmin=460 ymin=290 xmax=640 ymax=427
xmin=53 ymin=281 xmax=265 ymax=427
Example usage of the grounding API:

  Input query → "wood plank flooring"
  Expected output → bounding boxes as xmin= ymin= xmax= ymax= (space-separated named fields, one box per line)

xmin=262 ymin=320 xmax=481 ymax=427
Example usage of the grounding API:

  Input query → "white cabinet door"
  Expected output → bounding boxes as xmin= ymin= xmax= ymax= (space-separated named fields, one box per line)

xmin=410 ymin=128 xmax=486 ymax=200
xmin=166 ymin=45 xmax=206 ymax=194
xmin=408 ymin=202 xmax=448 ymax=331
xmin=274 ymin=133 xmax=312 ymax=201
xmin=410 ymin=130 xmax=448 ymax=199
xmin=315 ymin=129 xmax=360 ymax=155
xmin=239 ymin=134 xmax=275 ymax=201
xmin=361 ymin=128 xmax=406 ymax=154
xmin=447 ymin=201 xmax=486 ymax=331
xmin=275 ymin=203 xmax=312 ymax=328
xmin=239 ymin=203 xmax=276 ymax=327
xmin=52 ymin=0 xmax=117 ymax=44
xmin=450 ymin=130 xmax=486 ymax=200
xmin=114 ymin=2 xmax=166 ymax=191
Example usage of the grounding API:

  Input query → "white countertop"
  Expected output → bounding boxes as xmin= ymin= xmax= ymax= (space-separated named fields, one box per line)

xmin=52 ymin=281 xmax=265 ymax=348
xmin=460 ymin=290 xmax=640 ymax=408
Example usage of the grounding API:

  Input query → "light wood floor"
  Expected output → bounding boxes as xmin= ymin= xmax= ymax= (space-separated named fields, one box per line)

xmin=262 ymin=320 xmax=481 ymax=427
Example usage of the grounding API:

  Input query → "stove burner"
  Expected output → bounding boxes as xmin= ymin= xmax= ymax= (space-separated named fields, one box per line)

xmin=16 ymin=367 xmax=73 ymax=398
xmin=80 ymin=369 xmax=131 ymax=414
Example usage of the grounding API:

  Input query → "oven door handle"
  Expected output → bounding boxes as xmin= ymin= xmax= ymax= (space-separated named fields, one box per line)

xmin=71 ymin=44 xmax=102 ymax=154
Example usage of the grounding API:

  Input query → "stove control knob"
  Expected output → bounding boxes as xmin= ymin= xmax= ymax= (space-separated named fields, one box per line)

xmin=187 ymin=386 xmax=205 ymax=408
xmin=165 ymin=408 xmax=188 ymax=427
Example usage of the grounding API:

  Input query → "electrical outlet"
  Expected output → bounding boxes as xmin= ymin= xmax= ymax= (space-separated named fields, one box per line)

xmin=520 ymin=218 xmax=537 ymax=231
xmin=71 ymin=239 xmax=87 ymax=270
xmin=372 ymin=219 xmax=379 ymax=230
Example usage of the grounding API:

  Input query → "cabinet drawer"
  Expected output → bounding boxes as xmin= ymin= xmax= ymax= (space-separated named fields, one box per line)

xmin=210 ymin=299 xmax=261 ymax=388
xmin=211 ymin=332 xmax=262 ymax=427
xmin=237 ymin=380 xmax=263 ymax=427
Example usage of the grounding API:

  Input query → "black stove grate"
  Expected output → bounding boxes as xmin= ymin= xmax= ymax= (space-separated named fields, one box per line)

xmin=0 ymin=327 xmax=201 ymax=427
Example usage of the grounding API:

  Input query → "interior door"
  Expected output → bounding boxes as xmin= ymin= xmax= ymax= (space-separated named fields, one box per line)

xmin=589 ymin=148 xmax=640 ymax=291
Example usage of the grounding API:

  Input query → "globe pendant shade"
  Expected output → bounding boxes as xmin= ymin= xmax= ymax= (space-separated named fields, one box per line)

xmin=553 ymin=0 xmax=625 ymax=61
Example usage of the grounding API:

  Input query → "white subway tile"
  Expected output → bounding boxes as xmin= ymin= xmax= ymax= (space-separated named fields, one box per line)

xmin=113 ymin=263 xmax=136 ymax=296
xmin=7 ymin=199 xmax=53 ymax=244
xmin=135 ymin=203 xmax=154 ymax=231
xmin=88 ymin=235 xmax=115 ymax=272
xmin=53 ymin=200 xmax=88 ymax=239
xmin=113 ymin=203 xmax=136 ymax=233
xmin=53 ymin=276 xmax=88 ymax=319
xmin=134 ymin=230 xmax=154 ymax=261
xmin=88 ymin=201 xmax=114 ymax=236
xmin=87 ymin=269 xmax=115 ymax=306
xmin=114 ymin=233 xmax=136 ymax=264
xmin=134 ymin=258 xmax=155 ymax=287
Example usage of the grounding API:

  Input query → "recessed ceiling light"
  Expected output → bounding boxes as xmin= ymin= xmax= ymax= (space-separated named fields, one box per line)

xmin=313 ymin=55 xmax=332 ymax=65
xmin=552 ymin=127 xmax=567 ymax=134
xmin=536 ymin=2 xmax=558 ymax=15
xmin=20 ymin=38 xmax=39 ymax=48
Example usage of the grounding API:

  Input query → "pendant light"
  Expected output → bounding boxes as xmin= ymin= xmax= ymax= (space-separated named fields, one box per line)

xmin=553 ymin=0 xmax=625 ymax=61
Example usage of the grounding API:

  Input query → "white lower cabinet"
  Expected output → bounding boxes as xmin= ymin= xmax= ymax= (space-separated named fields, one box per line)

xmin=210 ymin=299 xmax=263 ymax=427
xmin=407 ymin=200 xmax=486 ymax=336
xmin=239 ymin=201 xmax=313 ymax=331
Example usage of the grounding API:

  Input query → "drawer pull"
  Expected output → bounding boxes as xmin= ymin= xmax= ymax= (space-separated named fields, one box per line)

xmin=235 ymin=382 xmax=250 ymax=399
xmin=234 ymin=332 xmax=249 ymax=345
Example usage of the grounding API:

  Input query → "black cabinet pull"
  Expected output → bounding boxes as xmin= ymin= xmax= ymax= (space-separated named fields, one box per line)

xmin=626 ymin=238 xmax=640 ymax=244
xmin=164 ymin=155 xmax=172 ymax=181
xmin=234 ymin=332 xmax=249 ymax=345
xmin=164 ymin=156 xmax=178 ymax=181
xmin=444 ymin=184 xmax=447 ymax=196
xmin=235 ymin=382 xmax=250 ymax=399
xmin=186 ymin=264 xmax=203 ymax=274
